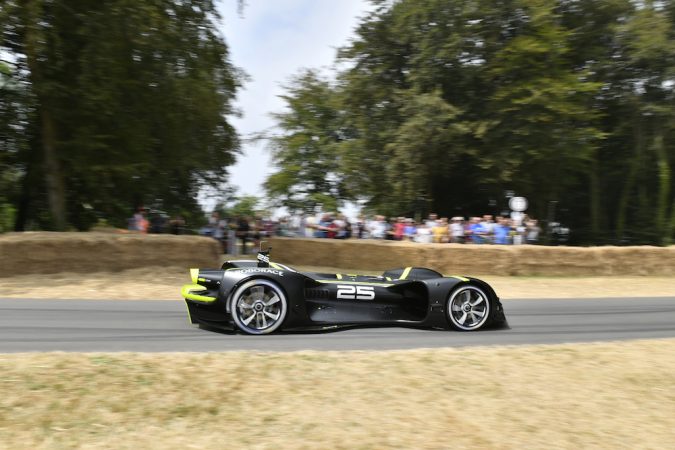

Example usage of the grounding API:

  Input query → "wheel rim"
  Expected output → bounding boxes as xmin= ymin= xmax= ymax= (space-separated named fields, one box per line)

xmin=447 ymin=286 xmax=490 ymax=331
xmin=231 ymin=280 xmax=287 ymax=334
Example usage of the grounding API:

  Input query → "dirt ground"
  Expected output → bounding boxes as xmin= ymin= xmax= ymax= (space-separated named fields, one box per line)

xmin=1 ymin=339 xmax=675 ymax=449
xmin=0 ymin=264 xmax=672 ymax=300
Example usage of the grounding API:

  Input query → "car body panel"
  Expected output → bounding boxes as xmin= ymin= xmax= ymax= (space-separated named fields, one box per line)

xmin=183 ymin=256 xmax=506 ymax=333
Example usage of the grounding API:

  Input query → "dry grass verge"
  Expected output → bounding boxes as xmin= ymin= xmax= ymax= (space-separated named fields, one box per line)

xmin=1 ymin=340 xmax=675 ymax=449
xmin=0 ymin=265 xmax=672 ymax=300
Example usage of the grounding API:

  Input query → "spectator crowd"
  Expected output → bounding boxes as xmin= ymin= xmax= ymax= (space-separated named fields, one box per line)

xmin=127 ymin=207 xmax=187 ymax=235
xmin=283 ymin=212 xmax=541 ymax=245
xmin=125 ymin=205 xmax=542 ymax=254
xmin=199 ymin=211 xmax=542 ymax=254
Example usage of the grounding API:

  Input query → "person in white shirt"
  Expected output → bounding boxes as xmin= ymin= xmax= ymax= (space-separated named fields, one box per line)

xmin=425 ymin=213 xmax=439 ymax=229
xmin=450 ymin=217 xmax=465 ymax=243
xmin=414 ymin=223 xmax=433 ymax=243
xmin=369 ymin=215 xmax=387 ymax=239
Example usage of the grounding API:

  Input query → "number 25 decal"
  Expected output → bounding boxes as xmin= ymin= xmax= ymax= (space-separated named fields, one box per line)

xmin=336 ymin=285 xmax=375 ymax=300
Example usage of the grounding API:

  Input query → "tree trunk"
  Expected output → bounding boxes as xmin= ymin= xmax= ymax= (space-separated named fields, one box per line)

xmin=41 ymin=109 xmax=67 ymax=230
xmin=615 ymin=110 xmax=644 ymax=242
xmin=589 ymin=156 xmax=600 ymax=242
xmin=13 ymin=149 xmax=38 ymax=231
xmin=653 ymin=133 xmax=671 ymax=246
xmin=615 ymin=156 xmax=640 ymax=242
xmin=668 ymin=198 xmax=675 ymax=246
xmin=23 ymin=0 xmax=67 ymax=230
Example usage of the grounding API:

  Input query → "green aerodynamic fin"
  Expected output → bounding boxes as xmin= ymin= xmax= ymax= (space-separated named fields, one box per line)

xmin=181 ymin=284 xmax=216 ymax=303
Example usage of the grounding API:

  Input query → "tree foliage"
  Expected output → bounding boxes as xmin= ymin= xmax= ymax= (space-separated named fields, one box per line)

xmin=226 ymin=195 xmax=262 ymax=218
xmin=0 ymin=0 xmax=241 ymax=230
xmin=267 ymin=0 xmax=675 ymax=245
xmin=264 ymin=70 xmax=346 ymax=213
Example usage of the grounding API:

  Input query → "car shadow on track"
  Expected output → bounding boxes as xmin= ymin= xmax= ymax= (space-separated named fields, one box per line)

xmin=198 ymin=319 xmax=510 ymax=336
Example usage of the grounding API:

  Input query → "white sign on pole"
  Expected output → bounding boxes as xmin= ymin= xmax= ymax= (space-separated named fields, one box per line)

xmin=509 ymin=196 xmax=528 ymax=212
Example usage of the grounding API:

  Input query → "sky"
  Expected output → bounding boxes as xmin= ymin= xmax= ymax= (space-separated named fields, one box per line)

xmin=217 ymin=0 xmax=372 ymax=205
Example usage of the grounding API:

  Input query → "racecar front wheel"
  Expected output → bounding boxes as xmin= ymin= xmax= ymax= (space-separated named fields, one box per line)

xmin=447 ymin=285 xmax=491 ymax=331
xmin=230 ymin=279 xmax=288 ymax=335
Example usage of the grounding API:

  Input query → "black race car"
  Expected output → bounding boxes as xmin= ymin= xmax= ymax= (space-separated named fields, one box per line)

xmin=182 ymin=247 xmax=506 ymax=335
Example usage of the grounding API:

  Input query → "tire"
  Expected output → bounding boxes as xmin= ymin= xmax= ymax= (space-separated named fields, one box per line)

xmin=230 ymin=279 xmax=288 ymax=335
xmin=446 ymin=285 xmax=491 ymax=331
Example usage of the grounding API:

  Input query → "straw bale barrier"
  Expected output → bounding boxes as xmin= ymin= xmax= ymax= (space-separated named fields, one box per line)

xmin=269 ymin=237 xmax=675 ymax=276
xmin=1 ymin=233 xmax=672 ymax=278
xmin=0 ymin=232 xmax=220 ymax=277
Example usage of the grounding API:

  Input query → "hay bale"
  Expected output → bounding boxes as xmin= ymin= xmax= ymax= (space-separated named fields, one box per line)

xmin=269 ymin=238 xmax=675 ymax=277
xmin=0 ymin=232 xmax=221 ymax=277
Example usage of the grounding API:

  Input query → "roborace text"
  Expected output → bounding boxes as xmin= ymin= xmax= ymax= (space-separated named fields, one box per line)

xmin=230 ymin=268 xmax=284 ymax=276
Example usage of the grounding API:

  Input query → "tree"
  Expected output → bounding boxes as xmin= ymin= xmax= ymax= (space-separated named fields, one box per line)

xmin=229 ymin=195 xmax=262 ymax=218
xmin=612 ymin=1 xmax=675 ymax=245
xmin=264 ymin=70 xmax=348 ymax=213
xmin=385 ymin=90 xmax=470 ymax=214
xmin=482 ymin=0 xmax=605 ymax=233
xmin=1 ymin=0 xmax=241 ymax=230
xmin=265 ymin=0 xmax=674 ymax=244
xmin=0 ymin=60 xmax=25 ymax=232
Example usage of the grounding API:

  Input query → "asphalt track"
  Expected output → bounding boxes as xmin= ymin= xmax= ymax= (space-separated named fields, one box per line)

xmin=1 ymin=297 xmax=674 ymax=352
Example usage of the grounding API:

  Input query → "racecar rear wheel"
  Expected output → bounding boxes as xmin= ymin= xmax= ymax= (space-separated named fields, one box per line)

xmin=447 ymin=285 xmax=491 ymax=331
xmin=230 ymin=279 xmax=287 ymax=335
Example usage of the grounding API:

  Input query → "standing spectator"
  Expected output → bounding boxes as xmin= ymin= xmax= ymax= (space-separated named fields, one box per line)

xmin=403 ymin=219 xmax=417 ymax=241
xmin=463 ymin=217 xmax=473 ymax=243
xmin=137 ymin=210 xmax=149 ymax=233
xmin=493 ymin=216 xmax=511 ymax=245
xmin=276 ymin=217 xmax=290 ymax=237
xmin=355 ymin=216 xmax=366 ymax=239
xmin=334 ymin=214 xmax=348 ymax=239
xmin=425 ymin=213 xmax=439 ymax=229
xmin=314 ymin=214 xmax=333 ymax=238
xmin=325 ymin=213 xmax=337 ymax=238
xmin=480 ymin=215 xmax=495 ymax=244
xmin=365 ymin=215 xmax=375 ymax=238
xmin=385 ymin=217 xmax=397 ymax=240
xmin=149 ymin=210 xmax=167 ymax=233
xmin=513 ymin=221 xmax=526 ymax=245
xmin=326 ymin=216 xmax=339 ymax=239
xmin=468 ymin=217 xmax=485 ymax=244
xmin=290 ymin=212 xmax=303 ymax=237
xmin=433 ymin=217 xmax=450 ymax=243
xmin=393 ymin=217 xmax=405 ymax=241
xmin=169 ymin=215 xmax=185 ymax=235
xmin=344 ymin=216 xmax=353 ymax=239
xmin=208 ymin=212 xmax=219 ymax=234
xmin=450 ymin=217 xmax=464 ymax=243
xmin=236 ymin=215 xmax=250 ymax=254
xmin=132 ymin=208 xmax=142 ymax=231
xmin=369 ymin=215 xmax=387 ymax=239
xmin=132 ymin=208 xmax=148 ymax=232
xmin=526 ymin=219 xmax=541 ymax=244
xmin=213 ymin=214 xmax=227 ymax=252
xmin=415 ymin=222 xmax=433 ymax=243
xmin=227 ymin=219 xmax=238 ymax=254
xmin=304 ymin=214 xmax=315 ymax=237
